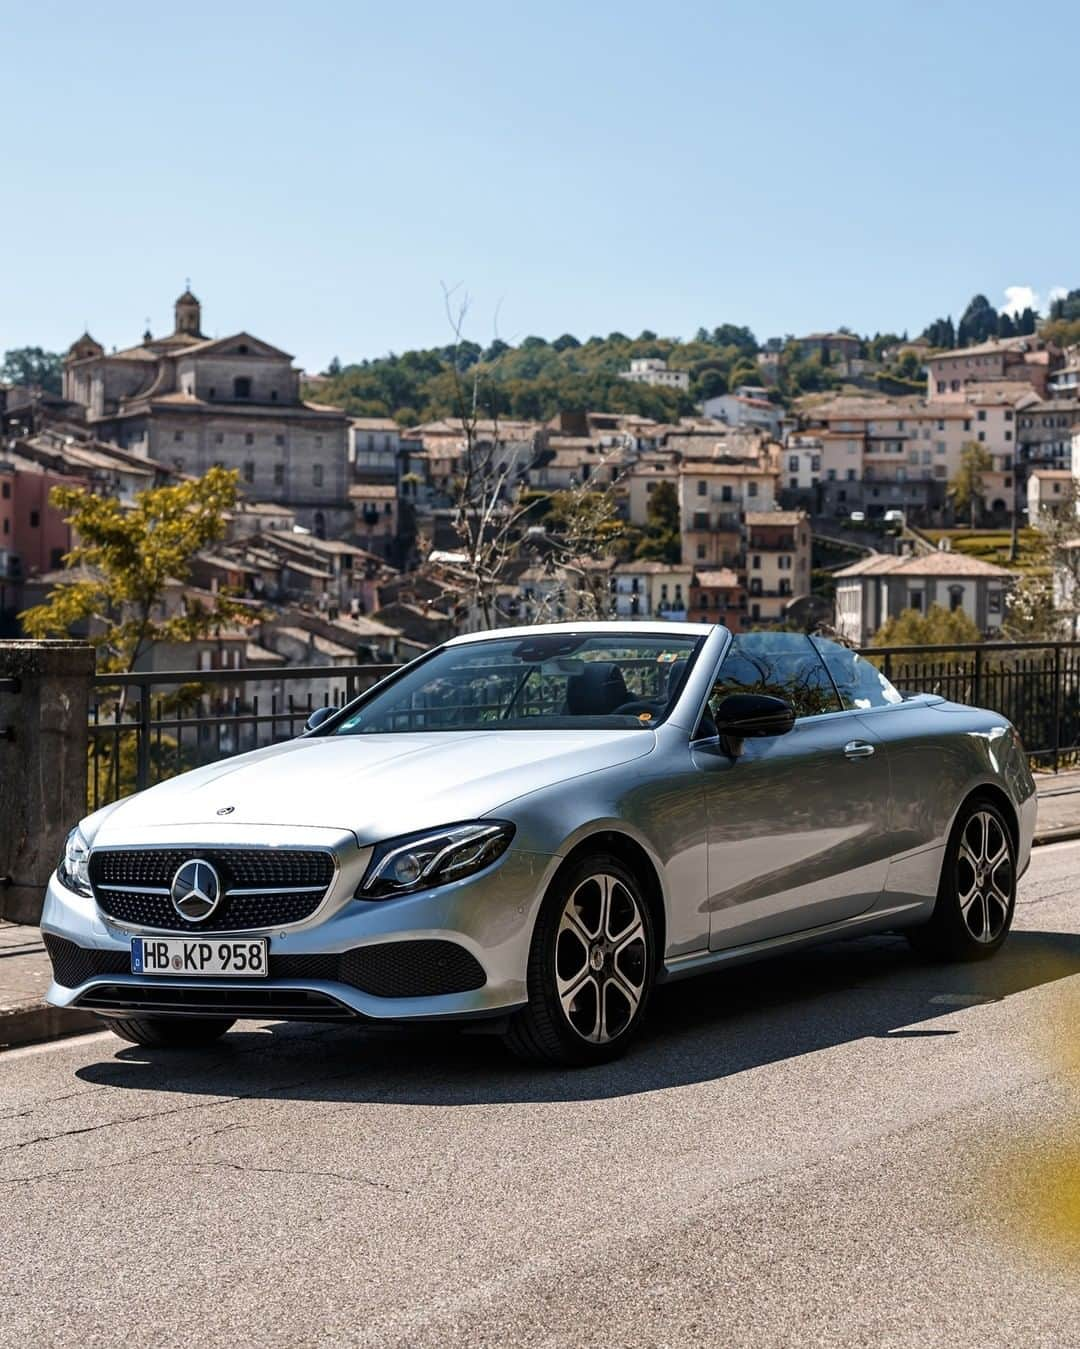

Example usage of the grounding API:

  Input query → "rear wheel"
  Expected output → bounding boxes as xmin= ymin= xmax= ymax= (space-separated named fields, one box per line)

xmin=104 ymin=1016 xmax=236 ymax=1048
xmin=503 ymin=853 xmax=656 ymax=1066
xmin=907 ymin=798 xmax=1016 ymax=961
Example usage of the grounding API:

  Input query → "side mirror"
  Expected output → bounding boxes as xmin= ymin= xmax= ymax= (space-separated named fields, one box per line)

xmin=305 ymin=705 xmax=335 ymax=732
xmin=712 ymin=693 xmax=795 ymax=739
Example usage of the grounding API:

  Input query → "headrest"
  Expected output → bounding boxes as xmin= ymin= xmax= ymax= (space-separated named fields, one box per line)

xmin=566 ymin=662 xmax=629 ymax=716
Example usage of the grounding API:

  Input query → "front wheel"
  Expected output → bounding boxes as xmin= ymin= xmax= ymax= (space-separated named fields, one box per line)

xmin=104 ymin=1016 xmax=236 ymax=1048
xmin=907 ymin=798 xmax=1016 ymax=961
xmin=503 ymin=854 xmax=656 ymax=1066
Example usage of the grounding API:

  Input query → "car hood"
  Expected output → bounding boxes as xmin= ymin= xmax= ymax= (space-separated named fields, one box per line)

xmin=88 ymin=730 xmax=656 ymax=845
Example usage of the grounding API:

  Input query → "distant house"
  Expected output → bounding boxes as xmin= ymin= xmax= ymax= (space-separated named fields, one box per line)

xmin=833 ymin=551 xmax=1012 ymax=644
xmin=701 ymin=392 xmax=782 ymax=437
xmin=619 ymin=358 xmax=690 ymax=392
xmin=925 ymin=336 xmax=1055 ymax=402
xmin=1026 ymin=469 xmax=1074 ymax=525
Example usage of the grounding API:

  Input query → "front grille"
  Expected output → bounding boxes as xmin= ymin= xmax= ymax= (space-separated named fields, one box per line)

xmin=88 ymin=847 xmax=335 ymax=932
xmin=49 ymin=934 xmax=486 ymax=1000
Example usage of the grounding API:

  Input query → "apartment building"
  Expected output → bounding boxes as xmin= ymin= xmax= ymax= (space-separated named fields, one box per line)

xmin=611 ymin=561 xmax=692 ymax=620
xmin=678 ymin=462 xmax=777 ymax=565
xmin=744 ymin=510 xmax=811 ymax=625
xmin=688 ymin=568 xmax=746 ymax=629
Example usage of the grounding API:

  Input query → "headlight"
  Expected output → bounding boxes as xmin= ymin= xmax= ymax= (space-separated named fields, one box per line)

xmin=57 ymin=827 xmax=93 ymax=897
xmin=357 ymin=821 xmax=515 ymax=900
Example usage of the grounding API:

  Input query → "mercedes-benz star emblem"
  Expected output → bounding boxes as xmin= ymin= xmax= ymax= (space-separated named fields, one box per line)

xmin=170 ymin=859 xmax=222 ymax=922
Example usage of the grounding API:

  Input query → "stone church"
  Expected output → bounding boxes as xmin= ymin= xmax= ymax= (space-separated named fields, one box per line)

xmin=63 ymin=290 xmax=350 ymax=536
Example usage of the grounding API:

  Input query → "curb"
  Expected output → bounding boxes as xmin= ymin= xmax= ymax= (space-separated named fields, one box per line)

xmin=1032 ymin=827 xmax=1080 ymax=848
xmin=0 ymin=1004 xmax=101 ymax=1053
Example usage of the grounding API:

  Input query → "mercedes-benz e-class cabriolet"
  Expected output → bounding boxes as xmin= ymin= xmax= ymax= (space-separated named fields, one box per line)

xmin=43 ymin=623 xmax=1036 ymax=1065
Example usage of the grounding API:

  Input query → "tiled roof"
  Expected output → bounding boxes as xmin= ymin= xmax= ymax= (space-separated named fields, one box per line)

xmin=835 ymin=551 xmax=1013 ymax=579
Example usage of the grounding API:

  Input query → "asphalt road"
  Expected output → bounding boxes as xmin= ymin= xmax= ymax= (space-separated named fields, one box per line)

xmin=3 ymin=847 xmax=1080 ymax=1349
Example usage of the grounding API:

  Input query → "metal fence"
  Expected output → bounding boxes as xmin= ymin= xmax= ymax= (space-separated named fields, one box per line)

xmin=86 ymin=639 xmax=1080 ymax=809
xmin=88 ymin=663 xmax=396 ymax=810
xmin=867 ymin=640 xmax=1080 ymax=771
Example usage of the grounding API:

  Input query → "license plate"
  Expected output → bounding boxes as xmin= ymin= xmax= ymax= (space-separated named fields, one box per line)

xmin=131 ymin=936 xmax=268 ymax=978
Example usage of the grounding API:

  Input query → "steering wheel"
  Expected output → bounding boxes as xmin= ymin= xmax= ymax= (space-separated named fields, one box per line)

xmin=613 ymin=699 xmax=664 ymax=721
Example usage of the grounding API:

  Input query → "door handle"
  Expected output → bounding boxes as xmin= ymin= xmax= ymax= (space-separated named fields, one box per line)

xmin=843 ymin=740 xmax=875 ymax=759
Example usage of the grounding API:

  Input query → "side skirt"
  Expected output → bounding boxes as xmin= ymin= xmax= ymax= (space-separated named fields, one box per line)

xmin=659 ymin=900 xmax=929 ymax=984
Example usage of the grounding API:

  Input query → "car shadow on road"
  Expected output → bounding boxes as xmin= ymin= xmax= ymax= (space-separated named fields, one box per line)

xmin=75 ymin=928 xmax=1080 ymax=1106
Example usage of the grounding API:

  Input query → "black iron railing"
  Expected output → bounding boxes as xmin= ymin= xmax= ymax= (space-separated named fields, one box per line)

xmin=88 ymin=663 xmax=396 ymax=810
xmin=865 ymin=640 xmax=1080 ymax=771
xmin=86 ymin=639 xmax=1080 ymax=809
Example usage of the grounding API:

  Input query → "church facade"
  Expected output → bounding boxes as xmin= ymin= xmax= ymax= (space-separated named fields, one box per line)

xmin=63 ymin=291 xmax=350 ymax=536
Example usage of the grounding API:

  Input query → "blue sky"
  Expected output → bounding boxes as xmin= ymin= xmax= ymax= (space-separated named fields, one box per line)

xmin=4 ymin=0 xmax=1076 ymax=371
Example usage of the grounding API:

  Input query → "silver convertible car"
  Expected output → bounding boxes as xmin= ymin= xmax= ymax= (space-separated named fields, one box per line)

xmin=43 ymin=623 xmax=1036 ymax=1065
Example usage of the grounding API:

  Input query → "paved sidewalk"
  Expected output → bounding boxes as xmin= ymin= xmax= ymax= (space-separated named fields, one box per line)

xmin=5 ymin=772 xmax=1080 ymax=1051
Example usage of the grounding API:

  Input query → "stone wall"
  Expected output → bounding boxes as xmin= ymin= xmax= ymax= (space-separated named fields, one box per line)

xmin=0 ymin=641 xmax=93 ymax=924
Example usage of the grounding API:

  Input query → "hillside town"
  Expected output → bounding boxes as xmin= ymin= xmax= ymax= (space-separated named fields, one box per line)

xmin=3 ymin=286 xmax=1080 ymax=674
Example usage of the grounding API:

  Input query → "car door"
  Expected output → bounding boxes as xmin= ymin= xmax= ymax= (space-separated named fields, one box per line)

xmin=694 ymin=633 xmax=894 ymax=951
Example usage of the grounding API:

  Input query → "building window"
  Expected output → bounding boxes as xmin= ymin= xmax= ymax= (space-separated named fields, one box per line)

xmin=243 ymin=461 xmax=255 ymax=483
xmin=174 ymin=431 xmax=183 ymax=442
xmin=234 ymin=377 xmax=251 ymax=399
xmin=271 ymin=390 xmax=278 ymax=401
xmin=909 ymin=589 xmax=923 ymax=612
xmin=215 ymin=432 xmax=224 ymax=444
xmin=721 ymin=485 xmax=733 ymax=502
xmin=273 ymin=464 xmax=284 ymax=486
xmin=696 ymin=543 xmax=706 ymax=560
xmin=747 ymin=481 xmax=758 ymax=497
xmin=697 ymin=480 xmax=707 ymax=496
xmin=245 ymin=432 xmax=254 ymax=446
xmin=29 ymin=510 xmax=40 ymax=528
xmin=752 ymin=554 xmax=761 ymax=570
xmin=988 ymin=589 xmax=1002 ymax=614
xmin=209 ymin=387 xmax=216 ymax=399
xmin=977 ymin=410 xmax=986 ymax=422
xmin=1 ymin=483 xmax=9 ymax=499
xmin=275 ymin=434 xmax=285 ymax=446
xmin=948 ymin=584 xmax=964 ymax=612
xmin=315 ymin=435 xmax=323 ymax=448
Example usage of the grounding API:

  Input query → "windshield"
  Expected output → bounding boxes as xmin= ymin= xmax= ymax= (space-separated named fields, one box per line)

xmin=331 ymin=632 xmax=704 ymax=734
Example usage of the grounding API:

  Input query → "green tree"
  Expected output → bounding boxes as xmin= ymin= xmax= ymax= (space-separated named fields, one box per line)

xmin=872 ymin=603 xmax=982 ymax=648
xmin=634 ymin=480 xmax=681 ymax=563
xmin=957 ymin=294 xmax=999 ymax=346
xmin=949 ymin=442 xmax=994 ymax=528
xmin=1 ymin=346 xmax=63 ymax=394
xmin=20 ymin=467 xmax=253 ymax=674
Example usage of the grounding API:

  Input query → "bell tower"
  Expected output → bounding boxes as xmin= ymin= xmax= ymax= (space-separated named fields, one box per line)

xmin=174 ymin=284 xmax=203 ymax=337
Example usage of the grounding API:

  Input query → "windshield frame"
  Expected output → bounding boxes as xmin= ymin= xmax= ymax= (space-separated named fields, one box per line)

xmin=308 ymin=631 xmax=707 ymax=737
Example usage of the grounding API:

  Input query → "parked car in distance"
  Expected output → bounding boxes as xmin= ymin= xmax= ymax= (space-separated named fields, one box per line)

xmin=883 ymin=509 xmax=905 ymax=524
xmin=43 ymin=623 xmax=1037 ymax=1066
xmin=848 ymin=510 xmax=866 ymax=523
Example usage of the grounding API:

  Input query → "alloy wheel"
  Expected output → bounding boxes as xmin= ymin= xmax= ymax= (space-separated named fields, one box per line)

xmin=555 ymin=872 xmax=648 ymax=1043
xmin=956 ymin=809 xmax=1013 ymax=944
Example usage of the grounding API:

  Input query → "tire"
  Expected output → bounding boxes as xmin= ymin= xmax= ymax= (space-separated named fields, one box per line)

xmin=503 ymin=853 xmax=656 ymax=1066
xmin=104 ymin=1016 xmax=236 ymax=1048
xmin=907 ymin=797 xmax=1017 ymax=962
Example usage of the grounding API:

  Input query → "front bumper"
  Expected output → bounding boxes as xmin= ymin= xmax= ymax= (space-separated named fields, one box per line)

xmin=42 ymin=844 xmax=554 ymax=1024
